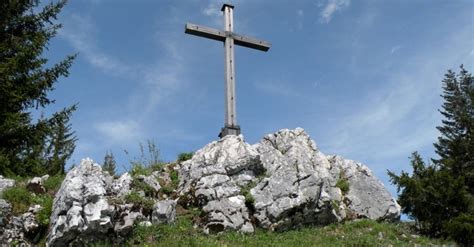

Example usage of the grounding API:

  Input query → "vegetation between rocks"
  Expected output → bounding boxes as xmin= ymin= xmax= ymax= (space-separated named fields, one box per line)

xmin=122 ymin=212 xmax=454 ymax=247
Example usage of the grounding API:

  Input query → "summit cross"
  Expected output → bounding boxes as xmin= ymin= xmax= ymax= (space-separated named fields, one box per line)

xmin=185 ymin=3 xmax=271 ymax=138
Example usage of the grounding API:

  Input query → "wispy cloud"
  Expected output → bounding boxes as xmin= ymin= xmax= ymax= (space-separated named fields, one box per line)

xmin=95 ymin=120 xmax=142 ymax=144
xmin=296 ymin=9 xmax=304 ymax=30
xmin=390 ymin=45 xmax=402 ymax=55
xmin=59 ymin=14 xmax=134 ymax=76
xmin=320 ymin=0 xmax=350 ymax=23
xmin=60 ymin=13 xmax=192 ymax=143
xmin=319 ymin=24 xmax=473 ymax=162
xmin=202 ymin=3 xmax=223 ymax=27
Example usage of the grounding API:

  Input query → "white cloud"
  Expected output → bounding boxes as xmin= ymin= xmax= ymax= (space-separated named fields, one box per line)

xmin=297 ymin=9 xmax=304 ymax=17
xmin=202 ymin=3 xmax=223 ymax=27
xmin=390 ymin=45 xmax=401 ymax=55
xmin=296 ymin=9 xmax=304 ymax=30
xmin=95 ymin=120 xmax=142 ymax=143
xmin=319 ymin=24 xmax=473 ymax=162
xmin=59 ymin=15 xmax=133 ymax=76
xmin=320 ymin=0 xmax=350 ymax=23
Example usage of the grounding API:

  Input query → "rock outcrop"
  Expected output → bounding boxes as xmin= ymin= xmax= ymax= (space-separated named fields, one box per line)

xmin=178 ymin=135 xmax=262 ymax=233
xmin=46 ymin=158 xmax=176 ymax=246
xmin=178 ymin=128 xmax=400 ymax=233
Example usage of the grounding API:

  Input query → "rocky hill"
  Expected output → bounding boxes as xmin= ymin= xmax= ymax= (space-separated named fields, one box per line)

xmin=0 ymin=128 xmax=403 ymax=246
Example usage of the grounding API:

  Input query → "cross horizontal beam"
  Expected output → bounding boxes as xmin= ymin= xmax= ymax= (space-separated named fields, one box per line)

xmin=185 ymin=23 xmax=271 ymax=52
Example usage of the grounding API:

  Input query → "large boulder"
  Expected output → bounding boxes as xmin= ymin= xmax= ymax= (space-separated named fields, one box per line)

xmin=47 ymin=158 xmax=115 ymax=246
xmin=46 ymin=158 xmax=177 ymax=246
xmin=178 ymin=128 xmax=400 ymax=233
xmin=178 ymin=135 xmax=263 ymax=233
xmin=152 ymin=200 xmax=176 ymax=224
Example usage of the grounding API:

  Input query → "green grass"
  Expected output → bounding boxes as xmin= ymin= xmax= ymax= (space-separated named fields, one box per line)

xmin=123 ymin=216 xmax=454 ymax=247
xmin=177 ymin=152 xmax=194 ymax=162
xmin=43 ymin=174 xmax=65 ymax=193
xmin=2 ymin=186 xmax=33 ymax=213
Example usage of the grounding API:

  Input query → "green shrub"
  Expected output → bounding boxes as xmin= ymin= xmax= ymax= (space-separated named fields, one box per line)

xmin=240 ymin=182 xmax=256 ymax=207
xmin=443 ymin=213 xmax=474 ymax=246
xmin=130 ymin=163 xmax=151 ymax=177
xmin=177 ymin=152 xmax=194 ymax=162
xmin=170 ymin=169 xmax=179 ymax=187
xmin=160 ymin=186 xmax=175 ymax=195
xmin=34 ymin=194 xmax=53 ymax=226
xmin=131 ymin=179 xmax=155 ymax=197
xmin=2 ymin=187 xmax=33 ymax=213
xmin=124 ymin=191 xmax=155 ymax=213
xmin=336 ymin=178 xmax=350 ymax=195
xmin=336 ymin=170 xmax=350 ymax=195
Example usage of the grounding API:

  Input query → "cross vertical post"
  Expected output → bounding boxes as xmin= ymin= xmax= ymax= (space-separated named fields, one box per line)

xmin=222 ymin=4 xmax=239 ymax=137
xmin=184 ymin=3 xmax=271 ymax=138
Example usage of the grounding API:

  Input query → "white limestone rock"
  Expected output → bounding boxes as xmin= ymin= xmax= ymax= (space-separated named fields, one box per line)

xmin=251 ymin=128 xmax=341 ymax=231
xmin=111 ymin=172 xmax=133 ymax=197
xmin=177 ymin=128 xmax=400 ymax=233
xmin=152 ymin=200 xmax=177 ymax=224
xmin=47 ymin=158 xmax=117 ymax=246
xmin=328 ymin=156 xmax=401 ymax=220
xmin=178 ymin=135 xmax=263 ymax=233
xmin=0 ymin=175 xmax=15 ymax=194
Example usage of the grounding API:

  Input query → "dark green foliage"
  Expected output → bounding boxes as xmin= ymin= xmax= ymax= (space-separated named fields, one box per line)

xmin=388 ymin=66 xmax=474 ymax=245
xmin=443 ymin=213 xmax=474 ymax=246
xmin=177 ymin=152 xmax=194 ymax=162
xmin=102 ymin=151 xmax=117 ymax=176
xmin=389 ymin=153 xmax=471 ymax=236
xmin=0 ymin=0 xmax=77 ymax=176
xmin=433 ymin=66 xmax=474 ymax=194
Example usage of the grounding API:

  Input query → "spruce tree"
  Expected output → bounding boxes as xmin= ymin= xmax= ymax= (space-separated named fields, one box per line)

xmin=0 ymin=0 xmax=76 ymax=176
xmin=433 ymin=66 xmax=474 ymax=193
xmin=102 ymin=151 xmax=117 ymax=176
xmin=388 ymin=66 xmax=474 ymax=246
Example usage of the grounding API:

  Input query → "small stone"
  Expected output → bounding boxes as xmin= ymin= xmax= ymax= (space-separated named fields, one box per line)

xmin=28 ymin=205 xmax=43 ymax=214
xmin=378 ymin=232 xmax=384 ymax=240
xmin=138 ymin=221 xmax=152 ymax=227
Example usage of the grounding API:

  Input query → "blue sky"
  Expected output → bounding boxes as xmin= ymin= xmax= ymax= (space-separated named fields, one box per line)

xmin=42 ymin=0 xmax=473 ymax=197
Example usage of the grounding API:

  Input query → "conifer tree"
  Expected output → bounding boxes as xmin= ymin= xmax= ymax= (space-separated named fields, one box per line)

xmin=0 ymin=0 xmax=76 ymax=176
xmin=388 ymin=66 xmax=473 ymax=246
xmin=102 ymin=151 xmax=117 ymax=176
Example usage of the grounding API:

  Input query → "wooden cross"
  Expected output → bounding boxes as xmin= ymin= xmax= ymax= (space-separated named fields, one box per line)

xmin=185 ymin=3 xmax=271 ymax=138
